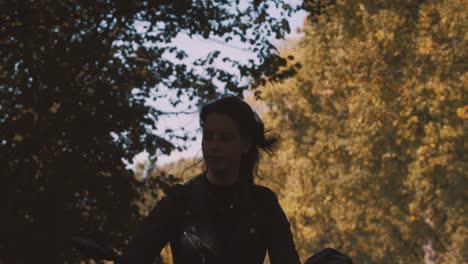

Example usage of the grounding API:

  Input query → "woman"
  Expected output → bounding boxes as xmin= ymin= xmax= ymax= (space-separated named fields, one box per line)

xmin=119 ymin=96 xmax=351 ymax=264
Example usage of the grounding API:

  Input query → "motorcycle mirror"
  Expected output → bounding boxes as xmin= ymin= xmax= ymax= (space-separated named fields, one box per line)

xmin=71 ymin=236 xmax=119 ymax=261
xmin=305 ymin=247 xmax=353 ymax=264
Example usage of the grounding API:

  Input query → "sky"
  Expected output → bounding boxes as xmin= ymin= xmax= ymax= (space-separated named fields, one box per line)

xmin=132 ymin=7 xmax=308 ymax=169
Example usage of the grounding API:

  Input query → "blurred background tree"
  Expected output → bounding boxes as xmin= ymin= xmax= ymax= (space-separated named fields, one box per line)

xmin=255 ymin=0 xmax=467 ymax=263
xmin=0 ymin=0 xmax=300 ymax=263
xmin=130 ymin=0 xmax=468 ymax=262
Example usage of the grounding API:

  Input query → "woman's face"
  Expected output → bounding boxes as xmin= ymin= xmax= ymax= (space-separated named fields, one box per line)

xmin=202 ymin=113 xmax=250 ymax=175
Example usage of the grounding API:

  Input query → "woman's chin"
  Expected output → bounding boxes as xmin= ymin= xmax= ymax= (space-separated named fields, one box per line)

xmin=208 ymin=165 xmax=227 ymax=173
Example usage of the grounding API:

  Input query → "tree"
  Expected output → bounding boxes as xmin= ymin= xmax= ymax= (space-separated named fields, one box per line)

xmin=0 ymin=0 xmax=300 ymax=262
xmin=257 ymin=0 xmax=466 ymax=263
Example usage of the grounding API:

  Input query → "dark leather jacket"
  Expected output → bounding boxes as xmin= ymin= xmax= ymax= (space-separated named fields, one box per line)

xmin=119 ymin=175 xmax=301 ymax=264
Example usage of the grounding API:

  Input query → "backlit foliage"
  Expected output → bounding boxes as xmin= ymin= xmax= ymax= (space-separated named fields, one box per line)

xmin=257 ymin=0 xmax=467 ymax=263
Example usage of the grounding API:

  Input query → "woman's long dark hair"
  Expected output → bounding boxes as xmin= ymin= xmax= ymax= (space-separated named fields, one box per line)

xmin=199 ymin=96 xmax=279 ymax=184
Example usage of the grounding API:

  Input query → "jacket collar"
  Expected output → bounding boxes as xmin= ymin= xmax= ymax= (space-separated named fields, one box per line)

xmin=187 ymin=174 xmax=254 ymax=258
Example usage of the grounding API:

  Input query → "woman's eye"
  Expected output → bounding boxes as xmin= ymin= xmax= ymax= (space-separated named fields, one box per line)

xmin=203 ymin=131 xmax=235 ymax=142
xmin=221 ymin=134 xmax=234 ymax=141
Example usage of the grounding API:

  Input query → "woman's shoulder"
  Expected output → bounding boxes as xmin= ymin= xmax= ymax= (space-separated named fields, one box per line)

xmin=165 ymin=174 xmax=201 ymax=195
xmin=163 ymin=175 xmax=204 ymax=202
xmin=249 ymin=184 xmax=279 ymax=203
xmin=247 ymin=184 xmax=283 ymax=219
xmin=166 ymin=183 xmax=187 ymax=193
xmin=164 ymin=183 xmax=190 ymax=201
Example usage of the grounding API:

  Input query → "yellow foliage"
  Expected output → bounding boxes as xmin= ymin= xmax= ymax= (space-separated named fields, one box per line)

xmin=456 ymin=105 xmax=468 ymax=119
xmin=257 ymin=0 xmax=466 ymax=263
xmin=49 ymin=102 xmax=60 ymax=114
xmin=13 ymin=134 xmax=24 ymax=142
xmin=87 ymin=87 xmax=95 ymax=96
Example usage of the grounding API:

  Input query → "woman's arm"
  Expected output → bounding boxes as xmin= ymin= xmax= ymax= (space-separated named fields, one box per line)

xmin=119 ymin=185 xmax=183 ymax=264
xmin=265 ymin=191 xmax=301 ymax=264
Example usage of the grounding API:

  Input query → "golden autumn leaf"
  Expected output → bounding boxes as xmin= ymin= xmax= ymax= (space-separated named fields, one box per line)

xmin=87 ymin=87 xmax=95 ymax=96
xmin=13 ymin=134 xmax=24 ymax=142
xmin=418 ymin=37 xmax=433 ymax=55
xmin=48 ymin=102 xmax=60 ymax=114
xmin=456 ymin=105 xmax=468 ymax=119
xmin=376 ymin=29 xmax=385 ymax=41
